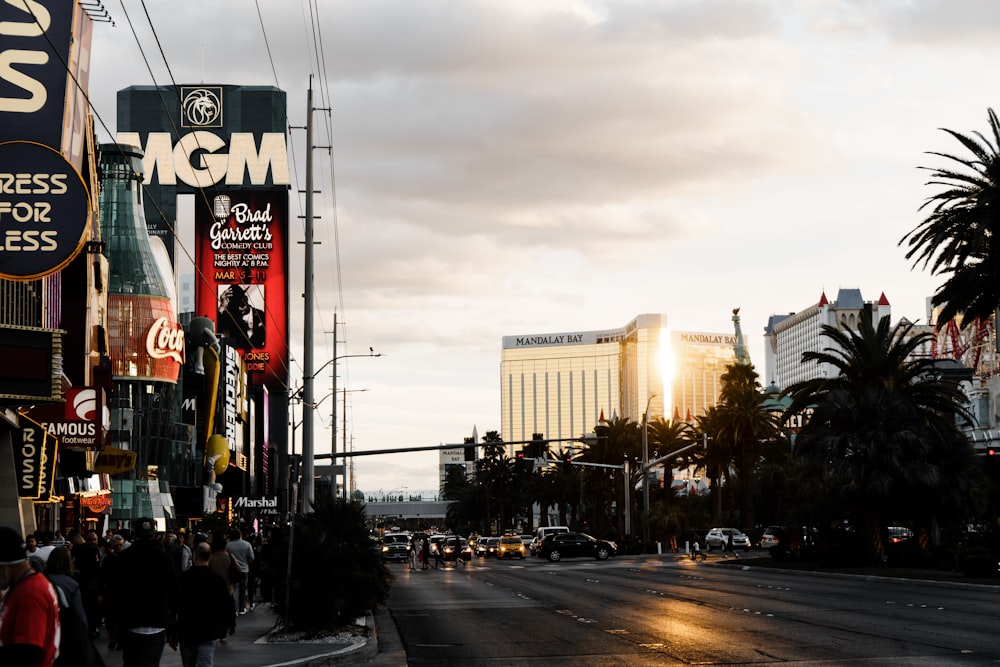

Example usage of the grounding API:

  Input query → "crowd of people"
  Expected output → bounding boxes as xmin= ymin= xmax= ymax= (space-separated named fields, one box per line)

xmin=0 ymin=521 xmax=273 ymax=667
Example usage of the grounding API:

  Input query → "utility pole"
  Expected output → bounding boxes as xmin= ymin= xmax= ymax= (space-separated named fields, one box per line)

xmin=302 ymin=82 xmax=317 ymax=514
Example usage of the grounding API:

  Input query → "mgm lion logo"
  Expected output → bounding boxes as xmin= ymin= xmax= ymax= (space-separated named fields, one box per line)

xmin=180 ymin=86 xmax=223 ymax=128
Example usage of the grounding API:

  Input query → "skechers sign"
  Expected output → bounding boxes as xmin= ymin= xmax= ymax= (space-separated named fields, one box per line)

xmin=0 ymin=140 xmax=90 ymax=280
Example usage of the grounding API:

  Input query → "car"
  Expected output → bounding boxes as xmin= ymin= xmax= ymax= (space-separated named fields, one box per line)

xmin=380 ymin=533 xmax=411 ymax=562
xmin=531 ymin=525 xmax=570 ymax=556
xmin=539 ymin=532 xmax=617 ymax=561
xmin=760 ymin=526 xmax=783 ymax=549
xmin=441 ymin=536 xmax=472 ymax=562
xmin=496 ymin=535 xmax=526 ymax=559
xmin=475 ymin=537 xmax=491 ymax=557
xmin=428 ymin=533 xmax=447 ymax=557
xmin=485 ymin=537 xmax=500 ymax=557
xmin=888 ymin=526 xmax=913 ymax=544
xmin=704 ymin=527 xmax=751 ymax=552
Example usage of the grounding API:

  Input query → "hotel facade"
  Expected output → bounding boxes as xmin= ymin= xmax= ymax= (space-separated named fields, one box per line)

xmin=500 ymin=314 xmax=737 ymax=451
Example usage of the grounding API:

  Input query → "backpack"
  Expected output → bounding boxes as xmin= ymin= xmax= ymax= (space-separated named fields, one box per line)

xmin=50 ymin=579 xmax=105 ymax=667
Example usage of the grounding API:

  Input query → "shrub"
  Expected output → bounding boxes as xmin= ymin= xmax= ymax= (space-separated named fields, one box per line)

xmin=268 ymin=492 xmax=392 ymax=632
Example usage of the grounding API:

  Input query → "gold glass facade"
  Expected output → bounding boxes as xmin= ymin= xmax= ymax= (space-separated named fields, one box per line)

xmin=669 ymin=331 xmax=737 ymax=422
xmin=500 ymin=314 xmax=668 ymax=450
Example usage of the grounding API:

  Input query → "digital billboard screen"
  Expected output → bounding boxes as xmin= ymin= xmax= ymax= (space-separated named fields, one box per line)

xmin=194 ymin=189 xmax=288 ymax=389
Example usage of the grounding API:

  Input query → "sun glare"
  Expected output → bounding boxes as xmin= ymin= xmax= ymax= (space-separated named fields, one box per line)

xmin=660 ymin=327 xmax=673 ymax=419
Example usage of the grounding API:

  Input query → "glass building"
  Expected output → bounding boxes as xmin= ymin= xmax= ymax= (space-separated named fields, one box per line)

xmin=501 ymin=314 xmax=742 ymax=455
xmin=670 ymin=330 xmax=738 ymax=422
xmin=500 ymin=314 xmax=669 ymax=450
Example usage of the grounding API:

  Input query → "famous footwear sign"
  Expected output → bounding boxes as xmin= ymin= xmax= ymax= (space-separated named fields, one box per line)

xmin=27 ymin=386 xmax=108 ymax=449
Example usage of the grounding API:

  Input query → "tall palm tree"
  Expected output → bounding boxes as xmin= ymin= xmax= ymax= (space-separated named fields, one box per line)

xmin=580 ymin=416 xmax=637 ymax=538
xmin=716 ymin=362 xmax=780 ymax=530
xmin=901 ymin=107 xmax=1000 ymax=326
xmin=782 ymin=315 xmax=976 ymax=564
xmin=694 ymin=407 xmax=732 ymax=523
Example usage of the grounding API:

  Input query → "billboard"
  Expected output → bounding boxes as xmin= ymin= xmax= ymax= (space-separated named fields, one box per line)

xmin=194 ymin=190 xmax=288 ymax=388
xmin=0 ymin=140 xmax=92 ymax=280
xmin=0 ymin=0 xmax=94 ymax=168
xmin=107 ymin=293 xmax=183 ymax=383
xmin=27 ymin=386 xmax=108 ymax=449
xmin=13 ymin=413 xmax=58 ymax=499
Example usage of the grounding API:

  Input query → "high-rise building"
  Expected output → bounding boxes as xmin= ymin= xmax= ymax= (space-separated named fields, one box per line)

xmin=501 ymin=314 xmax=668 ymax=451
xmin=669 ymin=330 xmax=738 ymax=422
xmin=763 ymin=288 xmax=892 ymax=389
xmin=500 ymin=315 xmax=745 ymax=452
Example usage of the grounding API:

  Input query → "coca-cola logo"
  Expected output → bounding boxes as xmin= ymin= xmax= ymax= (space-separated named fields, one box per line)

xmin=145 ymin=316 xmax=185 ymax=363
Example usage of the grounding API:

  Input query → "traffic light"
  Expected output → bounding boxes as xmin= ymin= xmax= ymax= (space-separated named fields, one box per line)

xmin=464 ymin=436 xmax=476 ymax=462
xmin=530 ymin=433 xmax=547 ymax=460
xmin=561 ymin=452 xmax=573 ymax=472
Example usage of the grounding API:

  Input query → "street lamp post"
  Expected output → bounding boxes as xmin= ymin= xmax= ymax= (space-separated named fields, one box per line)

xmin=642 ymin=393 xmax=656 ymax=546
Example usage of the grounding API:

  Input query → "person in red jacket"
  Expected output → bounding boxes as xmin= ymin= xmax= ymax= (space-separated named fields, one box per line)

xmin=0 ymin=526 xmax=59 ymax=667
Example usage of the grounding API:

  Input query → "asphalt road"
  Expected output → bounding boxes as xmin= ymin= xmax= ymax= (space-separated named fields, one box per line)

xmin=385 ymin=552 xmax=1000 ymax=666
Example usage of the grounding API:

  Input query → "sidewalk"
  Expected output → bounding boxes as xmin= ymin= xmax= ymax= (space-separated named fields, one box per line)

xmin=94 ymin=603 xmax=382 ymax=667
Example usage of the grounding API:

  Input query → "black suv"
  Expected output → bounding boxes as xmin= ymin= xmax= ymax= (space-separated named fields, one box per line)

xmin=539 ymin=532 xmax=617 ymax=561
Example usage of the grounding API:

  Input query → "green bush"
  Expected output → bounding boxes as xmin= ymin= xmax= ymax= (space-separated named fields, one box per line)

xmin=267 ymin=492 xmax=392 ymax=633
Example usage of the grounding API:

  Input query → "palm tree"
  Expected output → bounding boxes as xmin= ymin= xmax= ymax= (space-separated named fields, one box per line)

xmin=901 ymin=107 xmax=1000 ymax=327
xmin=782 ymin=315 xmax=976 ymax=564
xmin=579 ymin=415 xmax=638 ymax=539
xmin=694 ymin=406 xmax=731 ymax=523
xmin=716 ymin=363 xmax=780 ymax=531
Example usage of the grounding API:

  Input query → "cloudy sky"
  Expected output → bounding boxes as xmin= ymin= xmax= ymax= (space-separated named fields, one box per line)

xmin=87 ymin=0 xmax=1000 ymax=496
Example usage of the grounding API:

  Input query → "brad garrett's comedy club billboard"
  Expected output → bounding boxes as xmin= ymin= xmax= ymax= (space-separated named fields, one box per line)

xmin=194 ymin=190 xmax=288 ymax=388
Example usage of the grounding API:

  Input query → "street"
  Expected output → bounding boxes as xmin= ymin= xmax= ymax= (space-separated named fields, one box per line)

xmin=385 ymin=552 xmax=1000 ymax=665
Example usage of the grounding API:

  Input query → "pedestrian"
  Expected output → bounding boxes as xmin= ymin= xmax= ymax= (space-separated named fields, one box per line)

xmin=33 ymin=530 xmax=57 ymax=567
xmin=45 ymin=547 xmax=88 ymax=632
xmin=725 ymin=533 xmax=738 ymax=559
xmin=208 ymin=532 xmax=240 ymax=637
xmin=168 ymin=542 xmax=236 ymax=666
xmin=0 ymin=525 xmax=60 ymax=666
xmin=420 ymin=536 xmax=430 ymax=570
xmin=432 ymin=539 xmax=443 ymax=569
xmin=246 ymin=533 xmax=260 ymax=609
xmin=177 ymin=529 xmax=192 ymax=572
xmin=71 ymin=529 xmax=102 ymax=638
xmin=104 ymin=518 xmax=178 ymax=666
xmin=162 ymin=531 xmax=183 ymax=573
xmin=225 ymin=528 xmax=254 ymax=615
xmin=98 ymin=534 xmax=124 ymax=650
xmin=691 ymin=540 xmax=702 ymax=561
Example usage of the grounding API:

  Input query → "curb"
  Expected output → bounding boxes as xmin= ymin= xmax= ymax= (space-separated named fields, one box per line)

xmin=257 ymin=612 xmax=379 ymax=667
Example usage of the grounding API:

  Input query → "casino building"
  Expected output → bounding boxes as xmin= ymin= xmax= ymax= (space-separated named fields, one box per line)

xmin=500 ymin=314 xmax=738 ymax=451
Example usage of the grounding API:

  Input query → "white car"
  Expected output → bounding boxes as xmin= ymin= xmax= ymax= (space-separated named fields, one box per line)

xmin=704 ymin=527 xmax=751 ymax=551
xmin=759 ymin=526 xmax=783 ymax=549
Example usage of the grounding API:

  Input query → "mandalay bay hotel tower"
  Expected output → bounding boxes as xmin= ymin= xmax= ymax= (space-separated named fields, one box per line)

xmin=500 ymin=314 xmax=737 ymax=455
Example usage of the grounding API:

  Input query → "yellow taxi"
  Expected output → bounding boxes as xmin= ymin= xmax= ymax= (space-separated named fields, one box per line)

xmin=496 ymin=534 xmax=526 ymax=560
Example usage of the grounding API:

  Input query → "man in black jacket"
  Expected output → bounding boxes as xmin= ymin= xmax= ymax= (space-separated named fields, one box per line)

xmin=105 ymin=518 xmax=178 ymax=666
xmin=169 ymin=541 xmax=235 ymax=665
